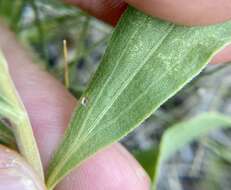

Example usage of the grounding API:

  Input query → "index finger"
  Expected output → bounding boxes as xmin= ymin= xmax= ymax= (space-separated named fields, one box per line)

xmin=65 ymin=0 xmax=231 ymax=64
xmin=126 ymin=0 xmax=231 ymax=26
xmin=65 ymin=0 xmax=231 ymax=26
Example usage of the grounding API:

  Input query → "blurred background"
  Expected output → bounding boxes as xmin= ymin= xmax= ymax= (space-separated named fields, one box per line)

xmin=1 ymin=0 xmax=231 ymax=189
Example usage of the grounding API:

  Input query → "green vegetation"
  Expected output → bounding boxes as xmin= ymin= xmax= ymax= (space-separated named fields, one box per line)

xmin=1 ymin=1 xmax=231 ymax=190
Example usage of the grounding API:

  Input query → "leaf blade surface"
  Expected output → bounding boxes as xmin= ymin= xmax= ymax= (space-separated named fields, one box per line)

xmin=0 ymin=52 xmax=44 ymax=181
xmin=46 ymin=7 xmax=231 ymax=188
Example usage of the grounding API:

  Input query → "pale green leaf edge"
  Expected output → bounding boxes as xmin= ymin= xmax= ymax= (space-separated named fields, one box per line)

xmin=152 ymin=112 xmax=231 ymax=190
xmin=46 ymin=7 xmax=231 ymax=189
xmin=0 ymin=52 xmax=44 ymax=181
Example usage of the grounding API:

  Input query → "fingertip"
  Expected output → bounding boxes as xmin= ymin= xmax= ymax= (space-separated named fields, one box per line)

xmin=125 ymin=0 xmax=231 ymax=26
xmin=56 ymin=143 xmax=150 ymax=190
xmin=64 ymin=0 xmax=127 ymax=25
xmin=65 ymin=0 xmax=231 ymax=26
xmin=0 ymin=145 xmax=46 ymax=190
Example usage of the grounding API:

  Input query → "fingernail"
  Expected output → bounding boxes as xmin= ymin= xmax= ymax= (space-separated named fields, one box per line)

xmin=0 ymin=146 xmax=45 ymax=190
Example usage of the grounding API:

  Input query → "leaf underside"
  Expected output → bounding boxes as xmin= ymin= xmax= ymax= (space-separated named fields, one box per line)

xmin=0 ymin=52 xmax=44 ymax=181
xmin=152 ymin=112 xmax=231 ymax=190
xmin=46 ymin=7 xmax=231 ymax=189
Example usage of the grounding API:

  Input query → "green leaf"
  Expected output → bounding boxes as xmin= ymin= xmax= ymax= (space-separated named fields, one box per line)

xmin=151 ymin=112 xmax=231 ymax=190
xmin=0 ymin=52 xmax=44 ymax=181
xmin=0 ymin=122 xmax=16 ymax=149
xmin=46 ymin=7 xmax=231 ymax=189
xmin=133 ymin=148 xmax=158 ymax=178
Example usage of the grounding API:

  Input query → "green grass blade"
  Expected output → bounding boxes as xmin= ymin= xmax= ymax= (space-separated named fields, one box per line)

xmin=0 ymin=52 xmax=44 ymax=181
xmin=46 ymin=7 xmax=231 ymax=189
xmin=133 ymin=148 xmax=158 ymax=178
xmin=152 ymin=112 xmax=231 ymax=190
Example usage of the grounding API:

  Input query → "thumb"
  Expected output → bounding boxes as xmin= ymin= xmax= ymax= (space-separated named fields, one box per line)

xmin=0 ymin=145 xmax=46 ymax=190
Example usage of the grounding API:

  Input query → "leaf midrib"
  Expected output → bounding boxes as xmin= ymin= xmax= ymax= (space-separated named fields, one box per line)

xmin=85 ymin=24 xmax=175 ymax=136
xmin=49 ymin=23 xmax=175 ymax=185
xmin=47 ymin=15 xmax=151 ymax=185
xmin=75 ymin=47 xmax=181 ymax=147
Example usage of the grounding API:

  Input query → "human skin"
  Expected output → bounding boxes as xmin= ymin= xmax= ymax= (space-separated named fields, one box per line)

xmin=0 ymin=1 xmax=231 ymax=189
